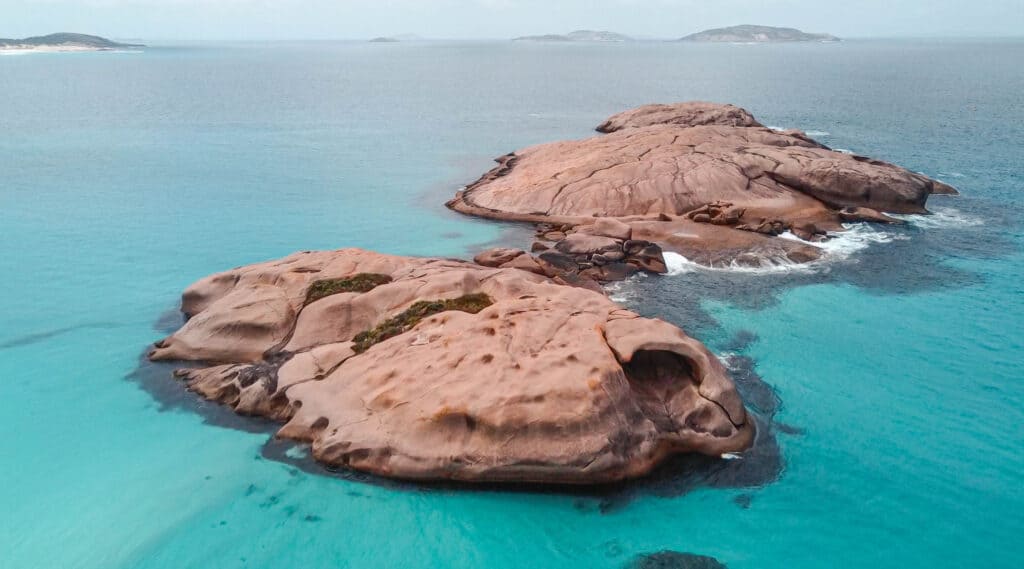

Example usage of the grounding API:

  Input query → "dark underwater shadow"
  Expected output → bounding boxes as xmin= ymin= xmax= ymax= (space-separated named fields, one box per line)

xmin=129 ymin=321 xmax=793 ymax=511
xmin=0 ymin=321 xmax=126 ymax=351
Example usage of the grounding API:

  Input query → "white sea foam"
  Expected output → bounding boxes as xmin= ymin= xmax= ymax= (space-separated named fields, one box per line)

xmin=787 ymin=224 xmax=905 ymax=260
xmin=605 ymin=273 xmax=646 ymax=303
xmin=664 ymin=223 xmax=904 ymax=276
xmin=890 ymin=207 xmax=983 ymax=229
xmin=284 ymin=445 xmax=309 ymax=460
xmin=765 ymin=126 xmax=830 ymax=137
xmin=833 ymin=148 xmax=854 ymax=154
xmin=665 ymin=251 xmax=811 ymax=275
xmin=606 ymin=282 xmax=633 ymax=303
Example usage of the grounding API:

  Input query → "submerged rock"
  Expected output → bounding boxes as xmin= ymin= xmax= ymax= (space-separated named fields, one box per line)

xmin=627 ymin=551 xmax=728 ymax=569
xmin=150 ymin=248 xmax=753 ymax=484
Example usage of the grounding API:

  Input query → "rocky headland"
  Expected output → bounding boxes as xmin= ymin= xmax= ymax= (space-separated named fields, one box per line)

xmin=150 ymin=101 xmax=953 ymax=486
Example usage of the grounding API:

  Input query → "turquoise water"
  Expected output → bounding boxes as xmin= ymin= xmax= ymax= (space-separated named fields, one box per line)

xmin=2 ymin=40 xmax=1022 ymax=568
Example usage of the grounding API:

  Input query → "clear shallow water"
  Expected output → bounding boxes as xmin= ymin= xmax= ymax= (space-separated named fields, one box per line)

xmin=1 ymin=40 xmax=1022 ymax=568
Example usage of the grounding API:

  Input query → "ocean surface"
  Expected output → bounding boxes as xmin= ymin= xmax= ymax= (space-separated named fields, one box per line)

xmin=2 ymin=39 xmax=1021 ymax=568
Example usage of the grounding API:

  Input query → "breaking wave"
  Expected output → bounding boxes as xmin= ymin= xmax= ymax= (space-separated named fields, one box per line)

xmin=765 ymin=126 xmax=830 ymax=137
xmin=664 ymin=223 xmax=904 ymax=276
xmin=664 ymin=252 xmax=809 ymax=275
xmin=890 ymin=207 xmax=983 ymax=229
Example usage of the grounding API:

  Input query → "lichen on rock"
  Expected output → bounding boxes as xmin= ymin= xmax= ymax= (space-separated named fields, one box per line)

xmin=351 ymin=293 xmax=493 ymax=353
xmin=305 ymin=273 xmax=393 ymax=305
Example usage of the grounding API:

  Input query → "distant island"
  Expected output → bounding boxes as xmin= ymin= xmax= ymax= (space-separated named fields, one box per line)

xmin=369 ymin=33 xmax=424 ymax=43
xmin=0 ymin=33 xmax=143 ymax=52
xmin=514 ymin=30 xmax=632 ymax=42
xmin=679 ymin=25 xmax=839 ymax=43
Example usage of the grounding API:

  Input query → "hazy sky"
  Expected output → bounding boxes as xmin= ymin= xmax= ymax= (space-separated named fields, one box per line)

xmin=2 ymin=0 xmax=1022 ymax=40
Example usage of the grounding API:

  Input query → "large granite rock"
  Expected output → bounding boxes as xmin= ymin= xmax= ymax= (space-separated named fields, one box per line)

xmin=150 ymin=248 xmax=753 ymax=484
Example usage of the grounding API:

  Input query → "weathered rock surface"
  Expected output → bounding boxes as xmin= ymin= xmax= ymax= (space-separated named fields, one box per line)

xmin=151 ymin=248 xmax=753 ymax=484
xmin=473 ymin=247 xmax=524 ymax=267
xmin=597 ymin=102 xmax=762 ymax=133
xmin=838 ymin=206 xmax=902 ymax=224
xmin=448 ymin=102 xmax=955 ymax=268
xmin=451 ymin=121 xmax=948 ymax=220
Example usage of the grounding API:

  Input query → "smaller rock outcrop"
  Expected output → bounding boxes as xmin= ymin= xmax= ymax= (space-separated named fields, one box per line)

xmin=837 ymin=206 xmax=902 ymax=224
xmin=449 ymin=101 xmax=956 ymax=269
xmin=473 ymin=247 xmax=525 ymax=267
xmin=476 ymin=216 xmax=670 ymax=285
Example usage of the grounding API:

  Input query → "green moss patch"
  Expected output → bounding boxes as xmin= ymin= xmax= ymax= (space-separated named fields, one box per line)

xmin=305 ymin=273 xmax=393 ymax=305
xmin=352 ymin=293 xmax=493 ymax=353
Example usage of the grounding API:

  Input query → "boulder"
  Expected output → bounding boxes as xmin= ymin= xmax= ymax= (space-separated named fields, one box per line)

xmin=498 ymin=253 xmax=547 ymax=276
xmin=473 ymin=247 xmax=525 ymax=267
xmin=579 ymin=217 xmax=632 ymax=240
xmin=537 ymin=250 xmax=581 ymax=276
xmin=554 ymin=233 xmax=623 ymax=256
xmin=838 ymin=206 xmax=902 ymax=224
xmin=623 ymin=239 xmax=653 ymax=256
xmin=627 ymin=243 xmax=668 ymax=274
xmin=790 ymin=221 xmax=823 ymax=241
xmin=599 ymin=250 xmax=626 ymax=262
xmin=582 ymin=262 xmax=639 ymax=282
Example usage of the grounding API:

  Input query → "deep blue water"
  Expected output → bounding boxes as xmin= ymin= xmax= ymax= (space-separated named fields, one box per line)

xmin=1 ymin=40 xmax=1022 ymax=568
